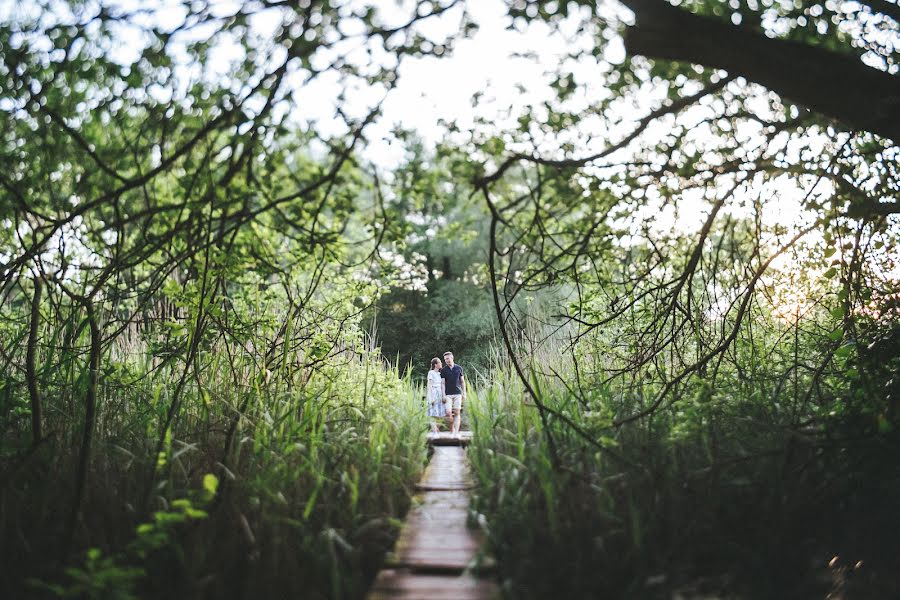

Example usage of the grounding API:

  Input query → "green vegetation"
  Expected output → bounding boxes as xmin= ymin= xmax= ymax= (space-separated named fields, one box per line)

xmin=0 ymin=2 xmax=443 ymax=596
xmin=2 ymin=300 xmax=428 ymax=598
xmin=469 ymin=317 xmax=900 ymax=597
xmin=365 ymin=140 xmax=500 ymax=377
xmin=2 ymin=0 xmax=899 ymax=598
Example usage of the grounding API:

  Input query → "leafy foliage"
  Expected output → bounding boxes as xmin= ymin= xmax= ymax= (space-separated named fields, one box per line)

xmin=1 ymin=0 xmax=899 ymax=598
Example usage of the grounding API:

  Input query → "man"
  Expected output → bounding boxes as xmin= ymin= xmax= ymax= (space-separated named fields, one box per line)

xmin=440 ymin=351 xmax=465 ymax=438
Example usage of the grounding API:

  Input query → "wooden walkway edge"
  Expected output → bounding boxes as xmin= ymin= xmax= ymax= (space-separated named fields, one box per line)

xmin=366 ymin=432 xmax=499 ymax=599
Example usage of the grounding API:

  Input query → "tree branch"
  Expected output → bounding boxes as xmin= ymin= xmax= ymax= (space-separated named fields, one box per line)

xmin=620 ymin=0 xmax=900 ymax=141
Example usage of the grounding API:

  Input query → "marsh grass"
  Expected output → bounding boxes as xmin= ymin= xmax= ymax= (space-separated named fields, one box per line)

xmin=1 ymin=326 xmax=428 ymax=600
xmin=467 ymin=339 xmax=900 ymax=599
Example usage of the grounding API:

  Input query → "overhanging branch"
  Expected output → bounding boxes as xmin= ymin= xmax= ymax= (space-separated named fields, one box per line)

xmin=620 ymin=0 xmax=900 ymax=141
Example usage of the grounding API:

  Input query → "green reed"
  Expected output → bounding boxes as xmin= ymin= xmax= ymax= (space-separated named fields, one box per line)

xmin=1 ymin=320 xmax=429 ymax=600
xmin=467 ymin=334 xmax=900 ymax=599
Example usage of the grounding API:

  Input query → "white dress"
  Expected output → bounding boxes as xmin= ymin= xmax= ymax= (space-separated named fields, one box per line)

xmin=426 ymin=370 xmax=445 ymax=417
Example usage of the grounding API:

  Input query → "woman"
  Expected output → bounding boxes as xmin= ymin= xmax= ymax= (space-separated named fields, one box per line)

xmin=426 ymin=357 xmax=446 ymax=432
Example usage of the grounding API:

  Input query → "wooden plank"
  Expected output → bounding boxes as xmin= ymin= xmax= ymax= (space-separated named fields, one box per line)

xmin=414 ymin=483 xmax=474 ymax=491
xmin=390 ymin=491 xmax=482 ymax=570
xmin=367 ymin=435 xmax=497 ymax=599
xmin=419 ymin=446 xmax=472 ymax=489
xmin=368 ymin=569 xmax=499 ymax=600
xmin=428 ymin=431 xmax=473 ymax=446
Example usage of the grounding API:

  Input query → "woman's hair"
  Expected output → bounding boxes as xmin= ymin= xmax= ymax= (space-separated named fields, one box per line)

xmin=430 ymin=357 xmax=441 ymax=368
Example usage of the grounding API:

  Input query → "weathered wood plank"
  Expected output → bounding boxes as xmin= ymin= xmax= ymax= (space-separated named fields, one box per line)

xmin=390 ymin=491 xmax=483 ymax=570
xmin=367 ymin=436 xmax=497 ymax=600
xmin=418 ymin=446 xmax=473 ymax=490
xmin=368 ymin=569 xmax=499 ymax=600
xmin=428 ymin=431 xmax=473 ymax=446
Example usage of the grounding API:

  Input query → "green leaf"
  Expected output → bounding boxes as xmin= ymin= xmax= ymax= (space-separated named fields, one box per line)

xmin=184 ymin=507 xmax=208 ymax=519
xmin=823 ymin=267 xmax=838 ymax=279
xmin=829 ymin=328 xmax=844 ymax=342
xmin=202 ymin=473 xmax=219 ymax=497
xmin=834 ymin=345 xmax=852 ymax=358
xmin=830 ymin=306 xmax=845 ymax=319
xmin=303 ymin=485 xmax=320 ymax=520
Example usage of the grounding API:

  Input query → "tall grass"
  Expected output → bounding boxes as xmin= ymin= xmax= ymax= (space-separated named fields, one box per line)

xmin=1 ymin=325 xmax=428 ymax=599
xmin=467 ymin=335 xmax=900 ymax=599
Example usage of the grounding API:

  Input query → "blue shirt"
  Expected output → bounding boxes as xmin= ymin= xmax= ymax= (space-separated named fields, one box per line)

xmin=441 ymin=364 xmax=464 ymax=395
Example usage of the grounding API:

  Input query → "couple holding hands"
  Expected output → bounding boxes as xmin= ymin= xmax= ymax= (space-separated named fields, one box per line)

xmin=426 ymin=351 xmax=466 ymax=437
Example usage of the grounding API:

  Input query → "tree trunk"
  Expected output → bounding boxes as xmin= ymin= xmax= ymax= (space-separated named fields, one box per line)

xmin=442 ymin=255 xmax=452 ymax=280
xmin=65 ymin=300 xmax=102 ymax=557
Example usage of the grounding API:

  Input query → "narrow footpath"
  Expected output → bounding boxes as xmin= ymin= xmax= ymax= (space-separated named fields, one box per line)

xmin=367 ymin=432 xmax=499 ymax=599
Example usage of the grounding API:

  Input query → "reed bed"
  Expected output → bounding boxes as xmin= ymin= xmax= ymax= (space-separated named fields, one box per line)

xmin=1 ymin=327 xmax=429 ymax=600
xmin=467 ymin=334 xmax=900 ymax=599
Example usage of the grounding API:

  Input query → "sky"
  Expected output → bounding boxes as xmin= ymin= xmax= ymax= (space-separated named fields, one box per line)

xmin=1 ymin=0 xmax=609 ymax=162
xmin=1 ymin=0 xmax=848 ymax=223
xmin=229 ymin=0 xmax=622 ymax=168
xmin=355 ymin=1 xmax=624 ymax=167
xmin=3 ymin=0 xmax=898 ymax=306
xmin=0 ymin=0 xmax=832 ymax=250
xmin=4 ymin=1 xmax=896 ymax=263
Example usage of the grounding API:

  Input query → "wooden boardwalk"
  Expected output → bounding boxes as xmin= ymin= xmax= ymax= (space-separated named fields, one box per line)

xmin=367 ymin=432 xmax=499 ymax=599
